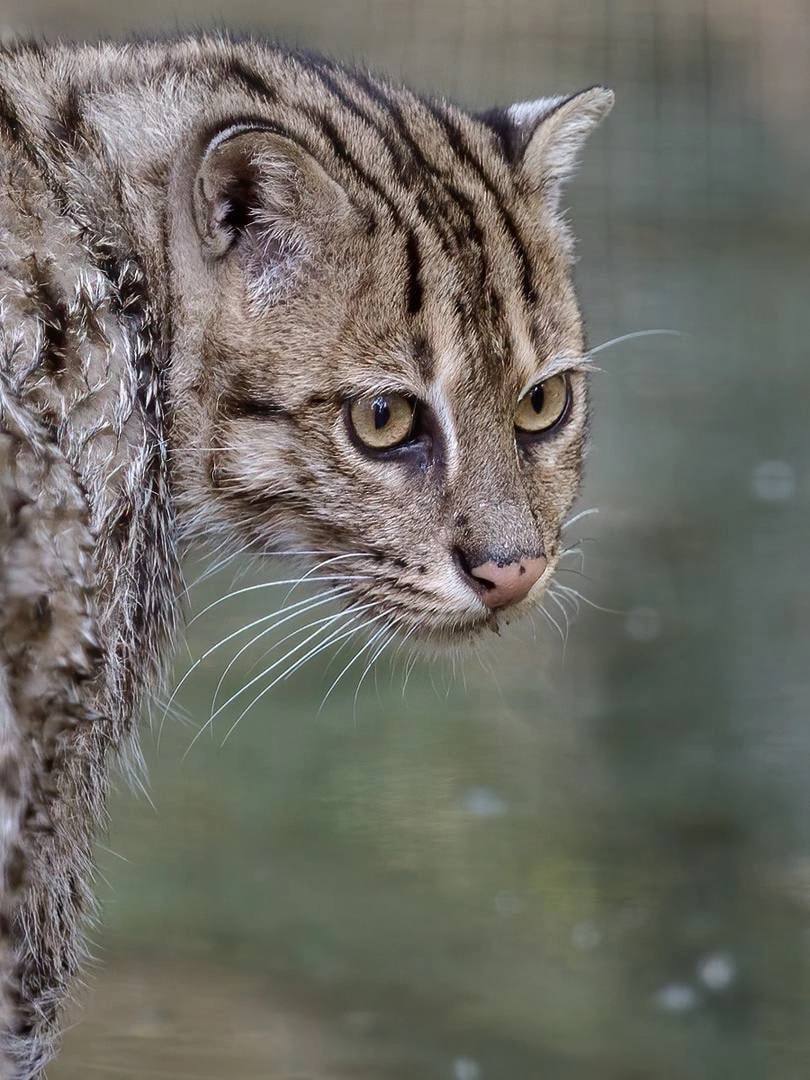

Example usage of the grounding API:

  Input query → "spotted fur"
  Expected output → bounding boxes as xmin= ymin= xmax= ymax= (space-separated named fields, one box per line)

xmin=0 ymin=33 xmax=611 ymax=1077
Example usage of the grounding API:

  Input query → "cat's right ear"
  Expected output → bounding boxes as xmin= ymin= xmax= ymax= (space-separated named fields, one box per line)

xmin=193 ymin=124 xmax=351 ymax=289
xmin=479 ymin=87 xmax=614 ymax=212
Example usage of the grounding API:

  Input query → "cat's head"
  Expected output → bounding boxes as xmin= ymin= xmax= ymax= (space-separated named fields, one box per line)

xmin=170 ymin=80 xmax=613 ymax=643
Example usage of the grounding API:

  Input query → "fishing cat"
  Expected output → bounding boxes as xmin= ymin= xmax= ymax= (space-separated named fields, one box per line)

xmin=0 ymin=33 xmax=612 ymax=1077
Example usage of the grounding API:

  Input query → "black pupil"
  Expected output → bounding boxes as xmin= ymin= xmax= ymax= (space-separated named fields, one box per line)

xmin=530 ymin=384 xmax=545 ymax=414
xmin=372 ymin=397 xmax=390 ymax=429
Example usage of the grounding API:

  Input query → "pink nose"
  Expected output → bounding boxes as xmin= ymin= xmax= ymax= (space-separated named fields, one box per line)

xmin=469 ymin=555 xmax=548 ymax=610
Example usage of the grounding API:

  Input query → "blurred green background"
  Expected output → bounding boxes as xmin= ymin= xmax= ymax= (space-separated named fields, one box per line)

xmin=6 ymin=0 xmax=809 ymax=1076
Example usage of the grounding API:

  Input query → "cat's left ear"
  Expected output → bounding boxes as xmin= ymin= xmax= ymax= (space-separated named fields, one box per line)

xmin=480 ymin=86 xmax=614 ymax=210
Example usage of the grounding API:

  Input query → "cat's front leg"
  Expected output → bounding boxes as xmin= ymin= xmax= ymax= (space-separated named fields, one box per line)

xmin=0 ymin=388 xmax=102 ymax=1079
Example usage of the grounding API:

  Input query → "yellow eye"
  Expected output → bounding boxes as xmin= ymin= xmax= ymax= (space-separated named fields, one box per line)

xmin=348 ymin=392 xmax=416 ymax=450
xmin=515 ymin=374 xmax=569 ymax=434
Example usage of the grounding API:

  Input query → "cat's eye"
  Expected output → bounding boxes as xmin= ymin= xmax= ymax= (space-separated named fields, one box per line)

xmin=515 ymin=374 xmax=570 ymax=434
xmin=348 ymin=392 xmax=416 ymax=450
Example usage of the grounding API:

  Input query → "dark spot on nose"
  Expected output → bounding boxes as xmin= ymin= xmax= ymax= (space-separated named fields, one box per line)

xmin=453 ymin=547 xmax=548 ymax=610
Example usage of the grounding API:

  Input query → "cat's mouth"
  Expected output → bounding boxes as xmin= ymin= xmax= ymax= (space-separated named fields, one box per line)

xmin=332 ymin=553 xmax=556 ymax=649
xmin=418 ymin=589 xmax=548 ymax=645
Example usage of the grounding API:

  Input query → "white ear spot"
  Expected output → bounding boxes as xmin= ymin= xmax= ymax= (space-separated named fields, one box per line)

xmin=507 ymin=97 xmax=565 ymax=128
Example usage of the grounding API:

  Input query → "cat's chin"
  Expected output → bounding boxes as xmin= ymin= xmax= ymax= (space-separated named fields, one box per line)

xmin=412 ymin=592 xmax=547 ymax=651
xmin=411 ymin=608 xmax=514 ymax=651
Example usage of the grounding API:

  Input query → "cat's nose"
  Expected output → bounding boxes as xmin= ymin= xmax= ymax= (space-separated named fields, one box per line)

xmin=454 ymin=549 xmax=548 ymax=609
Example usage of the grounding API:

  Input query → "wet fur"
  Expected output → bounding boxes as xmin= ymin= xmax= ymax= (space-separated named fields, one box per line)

xmin=0 ymin=33 xmax=610 ymax=1076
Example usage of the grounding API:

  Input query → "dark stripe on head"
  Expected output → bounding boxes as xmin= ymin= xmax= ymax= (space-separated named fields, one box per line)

xmin=474 ymin=107 xmax=519 ymax=163
xmin=413 ymin=336 xmax=433 ymax=381
xmin=443 ymin=183 xmax=489 ymax=293
xmin=341 ymin=75 xmax=497 ymax=307
xmin=48 ymin=84 xmax=83 ymax=149
xmin=211 ymin=365 xmax=292 ymax=422
xmin=290 ymin=70 xmax=517 ymax=351
xmin=303 ymin=107 xmax=403 ymax=228
xmin=220 ymin=395 xmax=292 ymax=421
xmin=218 ymin=57 xmax=278 ymax=103
xmin=405 ymin=231 xmax=423 ymax=314
xmin=0 ymin=82 xmax=23 ymax=143
xmin=416 ymin=195 xmax=454 ymax=256
xmin=426 ymin=102 xmax=536 ymax=306
xmin=302 ymin=62 xmax=481 ymax=283
xmin=307 ymin=64 xmax=411 ymax=178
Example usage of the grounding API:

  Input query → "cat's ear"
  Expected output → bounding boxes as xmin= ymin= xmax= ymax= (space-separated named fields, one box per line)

xmin=193 ymin=124 xmax=351 ymax=294
xmin=481 ymin=87 xmax=614 ymax=209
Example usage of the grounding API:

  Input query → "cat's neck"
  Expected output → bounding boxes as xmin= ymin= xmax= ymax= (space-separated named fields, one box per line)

xmin=0 ymin=133 xmax=180 ymax=725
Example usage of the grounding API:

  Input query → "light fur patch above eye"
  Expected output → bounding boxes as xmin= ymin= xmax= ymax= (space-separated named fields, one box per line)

xmin=519 ymin=355 xmax=593 ymax=397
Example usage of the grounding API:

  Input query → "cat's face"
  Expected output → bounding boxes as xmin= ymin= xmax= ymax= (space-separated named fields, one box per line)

xmin=171 ymin=86 xmax=612 ymax=643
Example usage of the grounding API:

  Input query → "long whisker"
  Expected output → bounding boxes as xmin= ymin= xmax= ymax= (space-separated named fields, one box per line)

xmin=207 ymin=604 xmax=380 ymax=738
xmin=352 ymin=623 xmax=399 ymax=717
xmin=280 ymin=552 xmax=371 ymax=604
xmin=538 ymin=603 xmax=565 ymax=646
xmin=161 ymin=586 xmax=344 ymax=739
xmin=554 ymin=567 xmax=593 ymax=585
xmin=319 ymin=618 xmax=393 ymax=714
xmin=402 ymin=646 xmax=419 ymax=698
xmin=352 ymin=618 xmax=409 ymax=715
xmin=547 ymin=590 xmax=571 ymax=642
xmin=391 ymin=619 xmax=419 ymax=671
xmin=207 ymin=587 xmax=354 ymax=721
xmin=278 ymin=607 xmax=380 ymax=685
xmin=183 ymin=610 xmax=356 ymax=759
xmin=554 ymin=584 xmax=623 ymax=616
xmin=207 ymin=603 xmax=376 ymax=733
xmin=561 ymin=507 xmax=599 ymax=532
xmin=167 ymin=445 xmax=252 ymax=453
xmin=209 ymin=606 xmax=358 ymax=740
xmin=550 ymin=586 xmax=580 ymax=615
xmin=557 ymin=545 xmax=586 ymax=573
xmin=219 ymin=609 xmax=385 ymax=746
xmin=586 ymin=328 xmax=681 ymax=358
xmin=175 ymin=540 xmax=256 ymax=604
xmin=188 ymin=575 xmax=372 ymax=624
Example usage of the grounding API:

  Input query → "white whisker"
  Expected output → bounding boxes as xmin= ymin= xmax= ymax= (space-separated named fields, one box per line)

xmin=539 ymin=603 xmax=566 ymax=646
xmin=554 ymin=584 xmax=623 ymax=616
xmin=547 ymin=590 xmax=571 ymax=640
xmin=188 ymin=575 xmax=372 ymax=624
xmin=561 ymin=507 xmax=599 ymax=532
xmin=207 ymin=603 xmax=375 ymax=734
xmin=319 ymin=618 xmax=392 ymax=714
xmin=352 ymin=618 xmax=407 ymax=715
xmin=220 ymin=610 xmax=385 ymax=745
xmin=278 ymin=607 xmax=379 ymax=685
xmin=550 ymin=586 xmax=579 ymax=615
xmin=586 ymin=328 xmax=681 ymax=358
xmin=207 ymin=587 xmax=354 ymax=721
xmin=280 ymin=552 xmax=371 ymax=604
xmin=160 ymin=586 xmax=344 ymax=739
xmin=402 ymin=647 xmax=419 ymax=698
